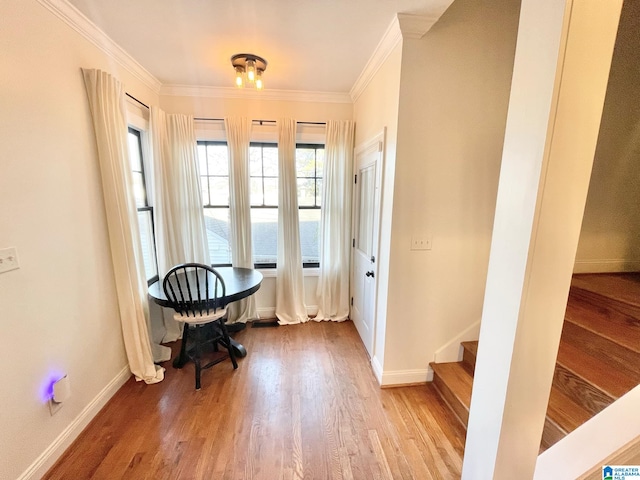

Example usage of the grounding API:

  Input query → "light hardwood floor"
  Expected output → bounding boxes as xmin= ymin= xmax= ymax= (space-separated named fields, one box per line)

xmin=45 ymin=321 xmax=465 ymax=479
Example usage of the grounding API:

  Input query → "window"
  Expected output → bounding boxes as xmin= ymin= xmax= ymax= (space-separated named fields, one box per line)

xmin=127 ymin=127 xmax=158 ymax=281
xmin=296 ymin=144 xmax=324 ymax=267
xmin=197 ymin=140 xmax=324 ymax=269
xmin=198 ymin=141 xmax=232 ymax=266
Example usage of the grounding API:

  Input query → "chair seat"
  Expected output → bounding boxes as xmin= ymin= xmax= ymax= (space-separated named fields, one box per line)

xmin=173 ymin=307 xmax=227 ymax=325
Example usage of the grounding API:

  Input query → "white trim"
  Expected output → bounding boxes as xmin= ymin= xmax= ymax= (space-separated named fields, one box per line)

xmin=434 ymin=320 xmax=481 ymax=363
xmin=534 ymin=385 xmax=640 ymax=480
xmin=371 ymin=356 xmax=384 ymax=385
xmin=36 ymin=0 xmax=161 ymax=94
xmin=18 ymin=366 xmax=131 ymax=480
xmin=378 ymin=368 xmax=430 ymax=387
xmin=573 ymin=259 xmax=640 ymax=274
xmin=350 ymin=16 xmax=402 ymax=103
xmin=396 ymin=13 xmax=441 ymax=39
xmin=160 ymin=84 xmax=352 ymax=104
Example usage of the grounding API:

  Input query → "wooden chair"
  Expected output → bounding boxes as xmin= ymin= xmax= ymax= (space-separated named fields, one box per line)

xmin=162 ymin=263 xmax=238 ymax=389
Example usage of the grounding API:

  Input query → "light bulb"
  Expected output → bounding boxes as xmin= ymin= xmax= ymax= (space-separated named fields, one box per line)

xmin=246 ymin=59 xmax=256 ymax=82
xmin=255 ymin=70 xmax=264 ymax=90
xmin=234 ymin=66 xmax=244 ymax=88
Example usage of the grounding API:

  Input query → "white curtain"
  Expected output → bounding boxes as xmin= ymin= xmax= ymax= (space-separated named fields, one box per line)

xmin=149 ymin=106 xmax=210 ymax=342
xmin=275 ymin=119 xmax=308 ymax=325
xmin=81 ymin=68 xmax=164 ymax=383
xmin=315 ymin=120 xmax=356 ymax=321
xmin=224 ymin=117 xmax=258 ymax=323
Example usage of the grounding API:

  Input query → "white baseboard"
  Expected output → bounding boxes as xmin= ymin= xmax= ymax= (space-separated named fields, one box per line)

xmin=573 ymin=259 xmax=640 ymax=274
xmin=534 ymin=385 xmax=640 ymax=480
xmin=379 ymin=368 xmax=431 ymax=387
xmin=371 ymin=356 xmax=384 ymax=385
xmin=257 ymin=305 xmax=319 ymax=320
xmin=18 ymin=366 xmax=131 ymax=480
xmin=434 ymin=320 xmax=481 ymax=364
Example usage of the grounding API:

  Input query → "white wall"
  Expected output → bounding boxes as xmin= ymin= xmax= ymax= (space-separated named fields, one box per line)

xmin=160 ymin=93 xmax=353 ymax=317
xmin=0 ymin=1 xmax=159 ymax=478
xmin=574 ymin=0 xmax=640 ymax=274
xmin=381 ymin=0 xmax=520 ymax=380
xmin=353 ymin=42 xmax=403 ymax=377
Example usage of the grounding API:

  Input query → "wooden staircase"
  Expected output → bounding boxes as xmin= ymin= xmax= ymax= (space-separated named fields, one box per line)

xmin=430 ymin=273 xmax=640 ymax=451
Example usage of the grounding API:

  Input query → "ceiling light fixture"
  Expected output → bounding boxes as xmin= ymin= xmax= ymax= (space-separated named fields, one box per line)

xmin=231 ymin=53 xmax=267 ymax=90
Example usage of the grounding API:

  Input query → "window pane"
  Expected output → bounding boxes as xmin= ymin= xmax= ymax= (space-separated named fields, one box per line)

xmin=127 ymin=131 xmax=142 ymax=171
xmin=131 ymin=172 xmax=146 ymax=208
xmin=262 ymin=147 xmax=278 ymax=176
xmin=316 ymin=178 xmax=323 ymax=207
xmin=297 ymin=178 xmax=316 ymax=207
xmin=137 ymin=210 xmax=157 ymax=280
xmin=250 ymin=177 xmax=264 ymax=206
xmin=249 ymin=147 xmax=262 ymax=176
xmin=299 ymin=209 xmax=320 ymax=265
xmin=315 ymin=148 xmax=325 ymax=175
xmin=204 ymin=208 xmax=232 ymax=265
xmin=209 ymin=176 xmax=229 ymax=206
xmin=200 ymin=177 xmax=210 ymax=206
xmin=263 ymin=177 xmax=278 ymax=206
xmin=296 ymin=148 xmax=315 ymax=177
xmin=251 ymin=208 xmax=278 ymax=265
xmin=207 ymin=145 xmax=228 ymax=176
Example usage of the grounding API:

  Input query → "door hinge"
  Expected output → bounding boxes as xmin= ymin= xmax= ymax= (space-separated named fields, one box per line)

xmin=352 ymin=238 xmax=355 ymax=248
xmin=351 ymin=297 xmax=353 ymax=306
xmin=354 ymin=174 xmax=357 ymax=184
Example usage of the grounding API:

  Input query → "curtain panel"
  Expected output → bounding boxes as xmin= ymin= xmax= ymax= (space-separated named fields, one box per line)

xmin=149 ymin=106 xmax=210 ymax=343
xmin=315 ymin=120 xmax=356 ymax=321
xmin=81 ymin=68 xmax=164 ymax=384
xmin=275 ymin=119 xmax=308 ymax=325
xmin=224 ymin=117 xmax=258 ymax=323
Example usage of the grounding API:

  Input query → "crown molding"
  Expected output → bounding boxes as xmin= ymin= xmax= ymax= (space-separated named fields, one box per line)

xmin=349 ymin=12 xmax=444 ymax=103
xmin=160 ymin=84 xmax=352 ymax=104
xmin=396 ymin=13 xmax=441 ymax=39
xmin=36 ymin=0 xmax=162 ymax=94
xmin=349 ymin=15 xmax=403 ymax=103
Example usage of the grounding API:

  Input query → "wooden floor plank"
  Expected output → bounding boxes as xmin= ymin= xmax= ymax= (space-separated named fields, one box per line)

xmin=45 ymin=321 xmax=463 ymax=479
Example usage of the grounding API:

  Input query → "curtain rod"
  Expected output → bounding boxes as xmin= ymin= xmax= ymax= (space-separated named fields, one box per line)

xmin=194 ymin=118 xmax=326 ymax=126
xmin=125 ymin=92 xmax=149 ymax=110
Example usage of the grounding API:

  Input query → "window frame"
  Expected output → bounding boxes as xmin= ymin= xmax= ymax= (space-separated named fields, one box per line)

xmin=128 ymin=126 xmax=159 ymax=283
xmin=295 ymin=143 xmax=324 ymax=268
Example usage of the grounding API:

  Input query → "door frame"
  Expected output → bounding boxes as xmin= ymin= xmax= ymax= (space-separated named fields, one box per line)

xmin=350 ymin=128 xmax=386 ymax=359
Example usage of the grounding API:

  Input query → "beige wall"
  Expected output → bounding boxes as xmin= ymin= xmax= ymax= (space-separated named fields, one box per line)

xmin=353 ymin=43 xmax=403 ymax=373
xmin=382 ymin=0 xmax=520 ymax=376
xmin=574 ymin=0 xmax=640 ymax=273
xmin=0 ymin=1 xmax=159 ymax=478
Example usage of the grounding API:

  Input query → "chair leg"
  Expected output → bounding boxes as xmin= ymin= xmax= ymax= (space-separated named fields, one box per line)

xmin=220 ymin=320 xmax=238 ymax=369
xmin=194 ymin=325 xmax=203 ymax=390
xmin=173 ymin=322 xmax=190 ymax=369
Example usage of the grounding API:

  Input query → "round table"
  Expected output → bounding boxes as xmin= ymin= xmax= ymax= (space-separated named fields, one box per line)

xmin=147 ymin=267 xmax=263 ymax=359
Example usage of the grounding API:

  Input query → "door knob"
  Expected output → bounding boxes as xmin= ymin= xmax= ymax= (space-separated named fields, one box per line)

xmin=365 ymin=271 xmax=375 ymax=278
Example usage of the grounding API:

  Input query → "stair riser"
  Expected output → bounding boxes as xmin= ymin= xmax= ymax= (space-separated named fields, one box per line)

xmin=462 ymin=348 xmax=476 ymax=375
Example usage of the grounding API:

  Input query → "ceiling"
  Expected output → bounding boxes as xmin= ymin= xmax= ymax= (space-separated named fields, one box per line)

xmin=67 ymin=0 xmax=452 ymax=94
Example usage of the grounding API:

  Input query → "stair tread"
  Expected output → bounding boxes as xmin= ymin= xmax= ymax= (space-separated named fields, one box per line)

xmin=430 ymin=362 xmax=473 ymax=410
xmin=571 ymin=273 xmax=640 ymax=309
xmin=560 ymin=322 xmax=640 ymax=390
xmin=566 ymin=291 xmax=640 ymax=354
xmin=546 ymin=386 xmax=593 ymax=434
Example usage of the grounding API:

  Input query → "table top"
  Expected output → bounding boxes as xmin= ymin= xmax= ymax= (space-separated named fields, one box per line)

xmin=148 ymin=266 xmax=263 ymax=308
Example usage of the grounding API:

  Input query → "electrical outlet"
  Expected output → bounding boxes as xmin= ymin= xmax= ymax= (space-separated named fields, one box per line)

xmin=0 ymin=247 xmax=19 ymax=273
xmin=410 ymin=236 xmax=432 ymax=251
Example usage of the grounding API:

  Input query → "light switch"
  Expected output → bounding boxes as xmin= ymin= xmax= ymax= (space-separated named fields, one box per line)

xmin=0 ymin=247 xmax=19 ymax=273
xmin=410 ymin=236 xmax=432 ymax=251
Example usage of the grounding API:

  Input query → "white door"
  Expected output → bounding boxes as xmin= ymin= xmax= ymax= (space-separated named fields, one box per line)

xmin=351 ymin=135 xmax=383 ymax=358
